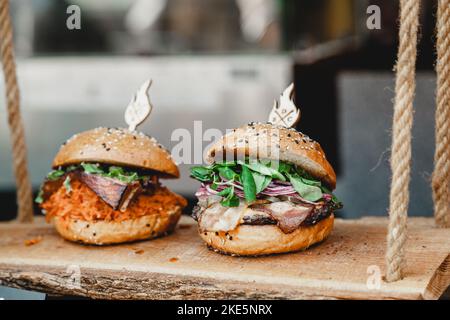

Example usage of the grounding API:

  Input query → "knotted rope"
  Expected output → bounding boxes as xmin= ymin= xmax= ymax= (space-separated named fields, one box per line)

xmin=0 ymin=0 xmax=33 ymax=222
xmin=432 ymin=0 xmax=450 ymax=228
xmin=386 ymin=0 xmax=420 ymax=282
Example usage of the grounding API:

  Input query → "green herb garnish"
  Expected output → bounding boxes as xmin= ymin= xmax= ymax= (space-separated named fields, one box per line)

xmin=190 ymin=158 xmax=342 ymax=208
xmin=241 ymin=165 xmax=256 ymax=203
xmin=252 ymin=172 xmax=272 ymax=194
xmin=286 ymin=172 xmax=323 ymax=202
xmin=81 ymin=163 xmax=104 ymax=175
xmin=35 ymin=189 xmax=44 ymax=204
xmin=238 ymin=160 xmax=285 ymax=181
xmin=63 ymin=176 xmax=72 ymax=194
xmin=217 ymin=186 xmax=240 ymax=207
xmin=80 ymin=163 xmax=141 ymax=183
xmin=47 ymin=170 xmax=65 ymax=181
xmin=190 ymin=166 xmax=214 ymax=182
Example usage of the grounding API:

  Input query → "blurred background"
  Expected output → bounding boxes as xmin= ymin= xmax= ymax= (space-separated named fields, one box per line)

xmin=0 ymin=0 xmax=442 ymax=300
xmin=0 ymin=0 xmax=440 ymax=222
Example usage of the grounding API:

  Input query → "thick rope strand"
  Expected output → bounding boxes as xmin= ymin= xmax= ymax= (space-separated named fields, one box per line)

xmin=433 ymin=0 xmax=450 ymax=228
xmin=0 ymin=0 xmax=33 ymax=222
xmin=386 ymin=0 xmax=420 ymax=282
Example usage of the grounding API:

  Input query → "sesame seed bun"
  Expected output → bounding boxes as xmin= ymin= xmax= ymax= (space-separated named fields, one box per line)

xmin=200 ymin=214 xmax=334 ymax=256
xmin=206 ymin=122 xmax=336 ymax=189
xmin=53 ymin=127 xmax=179 ymax=178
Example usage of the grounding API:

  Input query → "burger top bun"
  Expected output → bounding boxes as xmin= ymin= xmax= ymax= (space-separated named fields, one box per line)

xmin=206 ymin=122 xmax=336 ymax=189
xmin=53 ymin=127 xmax=179 ymax=178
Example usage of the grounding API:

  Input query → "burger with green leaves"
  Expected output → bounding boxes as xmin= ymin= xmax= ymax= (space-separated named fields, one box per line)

xmin=190 ymin=122 xmax=342 ymax=256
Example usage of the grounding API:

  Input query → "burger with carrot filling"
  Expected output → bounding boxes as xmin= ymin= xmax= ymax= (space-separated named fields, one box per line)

xmin=36 ymin=127 xmax=186 ymax=245
xmin=190 ymin=122 xmax=342 ymax=256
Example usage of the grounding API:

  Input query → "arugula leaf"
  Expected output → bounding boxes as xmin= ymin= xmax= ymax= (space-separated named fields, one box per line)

xmin=287 ymin=173 xmax=323 ymax=202
xmin=222 ymin=195 xmax=239 ymax=207
xmin=66 ymin=165 xmax=78 ymax=172
xmin=190 ymin=166 xmax=214 ymax=182
xmin=35 ymin=189 xmax=44 ymax=204
xmin=331 ymin=197 xmax=343 ymax=209
xmin=210 ymin=173 xmax=220 ymax=190
xmin=321 ymin=186 xmax=343 ymax=207
xmin=81 ymin=163 xmax=104 ymax=175
xmin=108 ymin=166 xmax=124 ymax=176
xmin=238 ymin=160 xmax=285 ymax=181
xmin=241 ymin=165 xmax=256 ymax=203
xmin=217 ymin=161 xmax=237 ymax=167
xmin=218 ymin=186 xmax=239 ymax=207
xmin=300 ymin=176 xmax=322 ymax=187
xmin=47 ymin=170 xmax=65 ymax=181
xmin=332 ymin=194 xmax=341 ymax=205
xmin=278 ymin=161 xmax=292 ymax=174
xmin=218 ymin=166 xmax=238 ymax=181
xmin=252 ymin=172 xmax=272 ymax=194
xmin=118 ymin=173 xmax=138 ymax=183
xmin=217 ymin=187 xmax=231 ymax=197
xmin=63 ymin=176 xmax=72 ymax=194
xmin=79 ymin=163 xmax=140 ymax=183
xmin=106 ymin=166 xmax=139 ymax=183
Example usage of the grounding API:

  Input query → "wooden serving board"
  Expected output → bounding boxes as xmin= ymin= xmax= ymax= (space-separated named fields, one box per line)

xmin=0 ymin=216 xmax=448 ymax=300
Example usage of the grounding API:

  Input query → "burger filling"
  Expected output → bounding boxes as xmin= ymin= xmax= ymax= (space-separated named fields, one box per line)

xmin=36 ymin=163 xmax=186 ymax=223
xmin=190 ymin=159 xmax=342 ymax=234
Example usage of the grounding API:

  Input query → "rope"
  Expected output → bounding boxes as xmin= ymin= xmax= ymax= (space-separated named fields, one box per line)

xmin=385 ymin=0 xmax=420 ymax=282
xmin=0 ymin=0 xmax=33 ymax=222
xmin=433 ymin=0 xmax=450 ymax=228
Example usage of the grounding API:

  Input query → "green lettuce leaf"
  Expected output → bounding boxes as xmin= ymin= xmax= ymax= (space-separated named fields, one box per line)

xmin=218 ymin=166 xmax=238 ymax=181
xmin=47 ymin=170 xmax=65 ymax=181
xmin=35 ymin=189 xmax=44 ymax=204
xmin=189 ymin=159 xmax=342 ymax=208
xmin=237 ymin=160 xmax=285 ymax=181
xmin=81 ymin=163 xmax=104 ymax=175
xmin=190 ymin=166 xmax=214 ymax=182
xmin=287 ymin=173 xmax=323 ymax=202
xmin=252 ymin=172 xmax=272 ymax=194
xmin=218 ymin=186 xmax=239 ymax=207
xmin=241 ymin=165 xmax=256 ymax=203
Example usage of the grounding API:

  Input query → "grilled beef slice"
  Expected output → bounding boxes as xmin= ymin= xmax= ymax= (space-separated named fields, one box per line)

xmin=194 ymin=196 xmax=333 ymax=233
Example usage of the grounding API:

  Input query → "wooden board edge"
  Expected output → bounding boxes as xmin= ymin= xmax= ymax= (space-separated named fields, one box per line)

xmin=0 ymin=263 xmax=424 ymax=300
xmin=423 ymin=254 xmax=450 ymax=300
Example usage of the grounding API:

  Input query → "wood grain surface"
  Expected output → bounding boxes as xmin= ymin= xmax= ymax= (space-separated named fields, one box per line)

xmin=0 ymin=216 xmax=448 ymax=300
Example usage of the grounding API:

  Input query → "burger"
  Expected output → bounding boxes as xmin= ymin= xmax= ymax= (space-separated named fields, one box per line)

xmin=190 ymin=122 xmax=342 ymax=256
xmin=36 ymin=127 xmax=187 ymax=245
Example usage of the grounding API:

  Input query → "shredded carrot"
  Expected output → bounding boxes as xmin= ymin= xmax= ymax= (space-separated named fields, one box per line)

xmin=25 ymin=236 xmax=42 ymax=246
xmin=42 ymin=179 xmax=186 ymax=223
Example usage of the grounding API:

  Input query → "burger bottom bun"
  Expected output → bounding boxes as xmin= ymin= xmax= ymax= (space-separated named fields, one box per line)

xmin=52 ymin=206 xmax=182 ymax=245
xmin=199 ymin=214 xmax=334 ymax=256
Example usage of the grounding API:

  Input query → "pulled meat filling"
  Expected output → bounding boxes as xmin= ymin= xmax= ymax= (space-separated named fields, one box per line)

xmin=41 ymin=178 xmax=186 ymax=223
